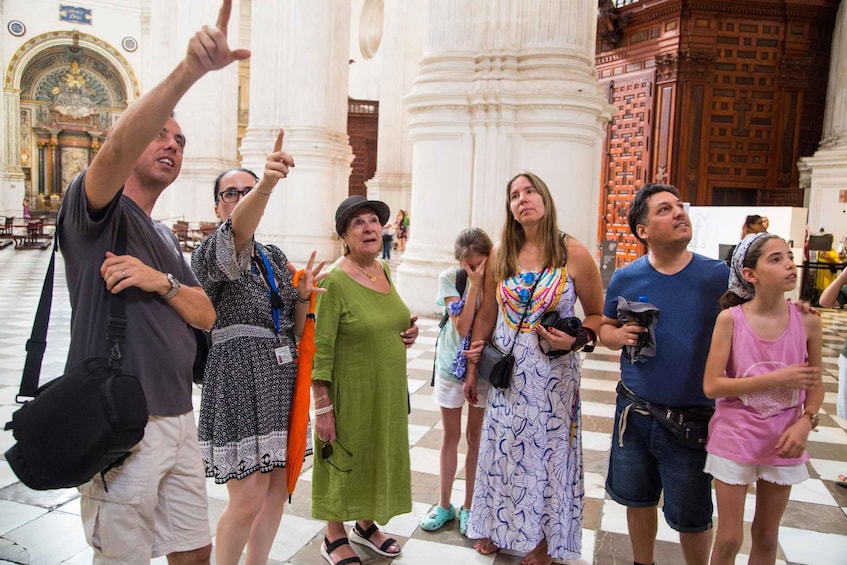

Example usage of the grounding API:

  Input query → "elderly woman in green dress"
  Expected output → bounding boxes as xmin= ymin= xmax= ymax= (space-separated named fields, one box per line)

xmin=311 ymin=196 xmax=419 ymax=565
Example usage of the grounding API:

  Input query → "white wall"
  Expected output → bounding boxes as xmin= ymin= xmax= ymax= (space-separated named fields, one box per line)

xmin=687 ymin=206 xmax=809 ymax=260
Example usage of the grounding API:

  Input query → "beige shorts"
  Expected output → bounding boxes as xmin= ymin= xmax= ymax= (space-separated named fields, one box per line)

xmin=80 ymin=412 xmax=211 ymax=564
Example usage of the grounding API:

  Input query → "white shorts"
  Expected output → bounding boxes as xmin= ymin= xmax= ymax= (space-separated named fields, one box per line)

xmin=704 ymin=452 xmax=809 ymax=486
xmin=433 ymin=372 xmax=488 ymax=409
xmin=80 ymin=412 xmax=211 ymax=564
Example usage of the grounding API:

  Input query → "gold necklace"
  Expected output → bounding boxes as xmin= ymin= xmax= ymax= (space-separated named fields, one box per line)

xmin=350 ymin=259 xmax=378 ymax=282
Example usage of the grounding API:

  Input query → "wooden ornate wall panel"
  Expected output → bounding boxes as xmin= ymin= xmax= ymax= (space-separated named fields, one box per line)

xmin=594 ymin=0 xmax=837 ymax=267
xmin=705 ymin=20 xmax=781 ymax=204
xmin=599 ymin=73 xmax=654 ymax=267
xmin=347 ymin=98 xmax=379 ymax=198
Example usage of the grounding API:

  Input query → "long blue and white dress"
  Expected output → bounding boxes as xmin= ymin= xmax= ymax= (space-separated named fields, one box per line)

xmin=467 ymin=266 xmax=584 ymax=561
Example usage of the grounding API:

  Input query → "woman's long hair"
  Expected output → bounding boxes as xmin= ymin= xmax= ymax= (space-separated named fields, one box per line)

xmin=493 ymin=172 xmax=566 ymax=282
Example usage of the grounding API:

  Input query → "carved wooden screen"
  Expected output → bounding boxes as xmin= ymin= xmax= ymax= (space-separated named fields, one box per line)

xmin=600 ymin=73 xmax=653 ymax=268
xmin=706 ymin=21 xmax=781 ymax=204
xmin=347 ymin=98 xmax=379 ymax=198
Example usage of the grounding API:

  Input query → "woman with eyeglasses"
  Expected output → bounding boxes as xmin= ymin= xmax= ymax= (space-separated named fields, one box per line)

xmin=741 ymin=214 xmax=767 ymax=240
xmin=310 ymin=195 xmax=419 ymax=565
xmin=191 ymin=130 xmax=326 ymax=565
xmin=462 ymin=172 xmax=604 ymax=563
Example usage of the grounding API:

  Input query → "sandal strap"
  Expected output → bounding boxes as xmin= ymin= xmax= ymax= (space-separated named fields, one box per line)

xmin=378 ymin=536 xmax=399 ymax=553
xmin=324 ymin=536 xmax=362 ymax=565
xmin=354 ymin=522 xmax=379 ymax=540
xmin=324 ymin=536 xmax=351 ymax=553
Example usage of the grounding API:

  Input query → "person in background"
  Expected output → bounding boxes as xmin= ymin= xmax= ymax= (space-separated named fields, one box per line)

xmin=395 ymin=209 xmax=409 ymax=252
xmin=740 ymin=215 xmax=767 ymax=240
xmin=382 ymin=221 xmax=394 ymax=260
xmin=725 ymin=215 xmax=768 ymax=265
xmin=22 ymin=198 xmax=30 ymax=220
xmin=420 ymin=227 xmax=493 ymax=536
xmin=704 ymin=233 xmax=822 ymax=564
xmin=463 ymin=172 xmax=604 ymax=564
xmin=311 ymin=196 xmax=419 ymax=565
xmin=760 ymin=216 xmax=770 ymax=232
xmin=191 ymin=130 xmax=326 ymax=565
xmin=57 ymin=1 xmax=244 ymax=561
xmin=818 ymin=265 xmax=847 ymax=489
xmin=600 ymin=183 xmax=729 ymax=565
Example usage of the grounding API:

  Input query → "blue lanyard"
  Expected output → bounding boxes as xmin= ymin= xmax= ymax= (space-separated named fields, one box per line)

xmin=253 ymin=246 xmax=281 ymax=335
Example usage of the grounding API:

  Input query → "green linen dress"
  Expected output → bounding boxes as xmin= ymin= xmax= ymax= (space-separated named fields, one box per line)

xmin=311 ymin=262 xmax=412 ymax=523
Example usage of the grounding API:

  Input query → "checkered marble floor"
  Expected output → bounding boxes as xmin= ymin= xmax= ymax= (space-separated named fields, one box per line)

xmin=0 ymin=246 xmax=845 ymax=564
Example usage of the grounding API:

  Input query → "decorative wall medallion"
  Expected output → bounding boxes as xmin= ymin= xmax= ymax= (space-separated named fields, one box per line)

xmin=8 ymin=20 xmax=26 ymax=37
xmin=121 ymin=37 xmax=138 ymax=52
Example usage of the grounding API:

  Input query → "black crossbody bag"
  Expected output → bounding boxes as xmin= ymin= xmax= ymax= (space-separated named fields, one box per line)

xmin=4 ymin=215 xmax=148 ymax=490
xmin=477 ymin=275 xmax=540 ymax=390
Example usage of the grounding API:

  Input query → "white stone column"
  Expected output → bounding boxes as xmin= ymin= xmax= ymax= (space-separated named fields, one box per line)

xmin=400 ymin=0 xmax=611 ymax=314
xmin=365 ymin=0 xmax=424 ymax=219
xmin=148 ymin=0 xmax=242 ymax=224
xmin=240 ymin=0 xmax=353 ymax=264
xmin=799 ymin=0 xmax=847 ymax=248
xmin=0 ymin=90 xmax=27 ymax=216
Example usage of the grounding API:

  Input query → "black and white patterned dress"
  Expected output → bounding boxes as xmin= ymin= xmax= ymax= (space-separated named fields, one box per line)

xmin=191 ymin=220 xmax=312 ymax=483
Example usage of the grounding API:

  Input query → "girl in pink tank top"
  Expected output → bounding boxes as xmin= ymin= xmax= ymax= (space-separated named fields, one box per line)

xmin=703 ymin=233 xmax=823 ymax=565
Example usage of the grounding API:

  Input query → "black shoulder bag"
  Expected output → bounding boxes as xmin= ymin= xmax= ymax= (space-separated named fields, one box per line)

xmin=477 ymin=274 xmax=540 ymax=390
xmin=4 ymin=215 xmax=148 ymax=490
xmin=430 ymin=268 xmax=468 ymax=386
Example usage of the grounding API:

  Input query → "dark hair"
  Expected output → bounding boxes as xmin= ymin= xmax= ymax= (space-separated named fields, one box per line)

xmin=454 ymin=227 xmax=493 ymax=262
xmin=627 ymin=183 xmax=681 ymax=246
xmin=213 ymin=168 xmax=259 ymax=202
xmin=740 ymin=214 xmax=763 ymax=239
xmin=493 ymin=172 xmax=566 ymax=282
xmin=720 ymin=233 xmax=781 ymax=309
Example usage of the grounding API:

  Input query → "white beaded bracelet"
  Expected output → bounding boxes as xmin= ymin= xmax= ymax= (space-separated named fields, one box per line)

xmin=314 ymin=404 xmax=334 ymax=416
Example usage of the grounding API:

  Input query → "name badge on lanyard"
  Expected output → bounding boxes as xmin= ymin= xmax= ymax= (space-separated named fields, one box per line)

xmin=275 ymin=339 xmax=294 ymax=365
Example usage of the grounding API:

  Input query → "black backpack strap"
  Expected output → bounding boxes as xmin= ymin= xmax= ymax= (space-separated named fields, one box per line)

xmin=438 ymin=268 xmax=467 ymax=330
xmin=19 ymin=212 xmax=128 ymax=400
xmin=432 ymin=268 xmax=469 ymax=386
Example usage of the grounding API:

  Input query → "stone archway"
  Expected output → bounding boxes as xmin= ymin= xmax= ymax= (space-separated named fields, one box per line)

xmin=5 ymin=31 xmax=139 ymax=213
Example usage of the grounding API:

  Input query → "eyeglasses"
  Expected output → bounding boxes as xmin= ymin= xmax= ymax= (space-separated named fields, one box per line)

xmin=217 ymin=187 xmax=253 ymax=203
xmin=321 ymin=439 xmax=352 ymax=473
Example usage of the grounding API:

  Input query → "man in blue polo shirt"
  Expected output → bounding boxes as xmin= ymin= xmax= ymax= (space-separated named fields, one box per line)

xmin=599 ymin=183 xmax=729 ymax=565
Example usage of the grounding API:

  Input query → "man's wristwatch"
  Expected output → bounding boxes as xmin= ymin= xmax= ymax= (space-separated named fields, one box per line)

xmin=162 ymin=273 xmax=180 ymax=301
xmin=802 ymin=410 xmax=819 ymax=429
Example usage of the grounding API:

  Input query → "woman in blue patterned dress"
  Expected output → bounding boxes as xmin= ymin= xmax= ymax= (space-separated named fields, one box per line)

xmin=462 ymin=172 xmax=604 ymax=564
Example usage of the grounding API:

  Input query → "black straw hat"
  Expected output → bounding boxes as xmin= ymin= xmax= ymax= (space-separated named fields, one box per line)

xmin=335 ymin=195 xmax=391 ymax=236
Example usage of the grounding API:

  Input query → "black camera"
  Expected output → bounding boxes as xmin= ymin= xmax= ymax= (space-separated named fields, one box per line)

xmin=539 ymin=312 xmax=582 ymax=336
xmin=537 ymin=312 xmax=595 ymax=357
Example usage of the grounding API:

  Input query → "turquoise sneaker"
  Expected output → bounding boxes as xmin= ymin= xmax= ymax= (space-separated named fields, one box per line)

xmin=458 ymin=506 xmax=470 ymax=536
xmin=419 ymin=504 xmax=456 ymax=531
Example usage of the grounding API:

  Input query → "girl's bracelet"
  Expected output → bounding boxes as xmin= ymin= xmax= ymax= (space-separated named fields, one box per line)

xmin=314 ymin=404 xmax=334 ymax=416
xmin=297 ymin=295 xmax=311 ymax=304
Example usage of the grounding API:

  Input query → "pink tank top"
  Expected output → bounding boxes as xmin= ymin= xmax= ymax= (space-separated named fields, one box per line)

xmin=706 ymin=301 xmax=809 ymax=466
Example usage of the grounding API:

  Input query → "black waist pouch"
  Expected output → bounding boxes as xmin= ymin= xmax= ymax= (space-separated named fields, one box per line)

xmin=617 ymin=382 xmax=713 ymax=450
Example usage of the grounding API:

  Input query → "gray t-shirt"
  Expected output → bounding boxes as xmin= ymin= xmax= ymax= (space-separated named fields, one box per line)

xmin=58 ymin=171 xmax=200 ymax=416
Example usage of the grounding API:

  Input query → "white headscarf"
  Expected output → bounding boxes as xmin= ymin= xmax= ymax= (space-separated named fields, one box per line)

xmin=727 ymin=232 xmax=771 ymax=300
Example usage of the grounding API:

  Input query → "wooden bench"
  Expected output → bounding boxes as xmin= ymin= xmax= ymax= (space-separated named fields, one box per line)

xmin=0 ymin=217 xmax=15 ymax=249
xmin=13 ymin=219 xmax=53 ymax=250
